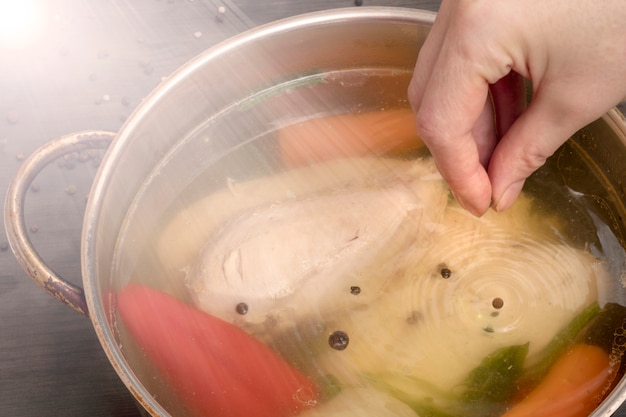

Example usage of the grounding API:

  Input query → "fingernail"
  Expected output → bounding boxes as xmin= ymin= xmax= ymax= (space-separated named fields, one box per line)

xmin=494 ymin=180 xmax=525 ymax=212
xmin=452 ymin=192 xmax=488 ymax=217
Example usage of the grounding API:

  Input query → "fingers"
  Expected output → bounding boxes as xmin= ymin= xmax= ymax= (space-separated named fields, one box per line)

xmin=432 ymin=138 xmax=493 ymax=217
xmin=415 ymin=72 xmax=494 ymax=216
xmin=410 ymin=39 xmax=497 ymax=214
xmin=409 ymin=0 xmax=626 ymax=216
xmin=409 ymin=1 xmax=517 ymax=216
xmin=420 ymin=72 xmax=526 ymax=215
xmin=488 ymin=89 xmax=589 ymax=212
xmin=408 ymin=0 xmax=457 ymax=113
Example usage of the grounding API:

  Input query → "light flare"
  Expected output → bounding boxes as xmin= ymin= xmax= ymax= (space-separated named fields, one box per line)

xmin=0 ymin=0 xmax=46 ymax=47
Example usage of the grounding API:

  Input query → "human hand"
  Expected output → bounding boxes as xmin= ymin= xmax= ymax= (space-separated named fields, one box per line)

xmin=409 ymin=0 xmax=626 ymax=216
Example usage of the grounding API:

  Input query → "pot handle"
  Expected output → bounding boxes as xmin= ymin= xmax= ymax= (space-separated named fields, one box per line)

xmin=4 ymin=131 xmax=115 ymax=317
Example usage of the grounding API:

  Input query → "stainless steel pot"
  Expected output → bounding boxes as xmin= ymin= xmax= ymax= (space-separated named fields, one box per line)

xmin=5 ymin=7 xmax=626 ymax=417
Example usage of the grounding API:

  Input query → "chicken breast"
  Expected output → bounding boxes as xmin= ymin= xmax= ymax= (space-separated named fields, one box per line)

xmin=157 ymin=156 xmax=444 ymax=272
xmin=184 ymin=156 xmax=449 ymax=326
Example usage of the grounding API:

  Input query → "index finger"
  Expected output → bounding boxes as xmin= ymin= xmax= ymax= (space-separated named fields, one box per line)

xmin=413 ymin=50 xmax=493 ymax=215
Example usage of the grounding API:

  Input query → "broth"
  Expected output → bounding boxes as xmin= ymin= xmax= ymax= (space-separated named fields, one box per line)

xmin=112 ymin=68 xmax=626 ymax=417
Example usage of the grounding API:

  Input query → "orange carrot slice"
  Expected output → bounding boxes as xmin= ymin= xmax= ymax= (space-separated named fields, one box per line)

xmin=117 ymin=284 xmax=319 ymax=417
xmin=278 ymin=108 xmax=423 ymax=167
xmin=501 ymin=343 xmax=611 ymax=417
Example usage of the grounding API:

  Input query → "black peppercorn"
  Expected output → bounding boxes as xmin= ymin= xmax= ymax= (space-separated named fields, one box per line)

xmin=440 ymin=267 xmax=452 ymax=279
xmin=492 ymin=297 xmax=504 ymax=309
xmin=328 ymin=330 xmax=350 ymax=350
xmin=235 ymin=302 xmax=249 ymax=315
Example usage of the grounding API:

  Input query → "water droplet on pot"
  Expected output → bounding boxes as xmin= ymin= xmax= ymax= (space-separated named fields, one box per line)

xmin=216 ymin=5 xmax=226 ymax=22
xmin=6 ymin=111 xmax=20 ymax=124
xmin=77 ymin=151 xmax=90 ymax=163
xmin=138 ymin=58 xmax=151 ymax=68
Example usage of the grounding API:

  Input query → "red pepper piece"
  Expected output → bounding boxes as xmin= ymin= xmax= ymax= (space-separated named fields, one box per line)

xmin=117 ymin=284 xmax=320 ymax=417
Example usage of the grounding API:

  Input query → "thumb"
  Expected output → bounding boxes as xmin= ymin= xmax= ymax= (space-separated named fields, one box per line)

xmin=488 ymin=92 xmax=586 ymax=212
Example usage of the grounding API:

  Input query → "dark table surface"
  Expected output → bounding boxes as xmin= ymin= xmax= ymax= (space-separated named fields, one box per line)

xmin=0 ymin=1 xmax=624 ymax=416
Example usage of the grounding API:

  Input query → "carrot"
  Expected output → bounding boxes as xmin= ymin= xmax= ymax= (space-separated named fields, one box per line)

xmin=278 ymin=108 xmax=423 ymax=167
xmin=501 ymin=343 xmax=611 ymax=417
xmin=117 ymin=284 xmax=320 ymax=417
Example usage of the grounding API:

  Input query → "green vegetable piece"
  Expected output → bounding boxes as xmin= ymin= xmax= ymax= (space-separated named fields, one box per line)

xmin=368 ymin=344 xmax=529 ymax=417
xmin=520 ymin=301 xmax=600 ymax=386
xmin=365 ymin=372 xmax=462 ymax=416
xmin=580 ymin=302 xmax=626 ymax=352
xmin=316 ymin=373 xmax=343 ymax=402
xmin=410 ymin=399 xmax=459 ymax=417
xmin=461 ymin=343 xmax=529 ymax=405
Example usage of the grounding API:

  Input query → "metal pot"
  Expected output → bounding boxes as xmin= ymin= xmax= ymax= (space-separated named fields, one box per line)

xmin=5 ymin=7 xmax=626 ymax=417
